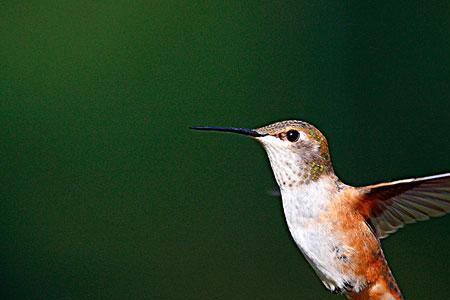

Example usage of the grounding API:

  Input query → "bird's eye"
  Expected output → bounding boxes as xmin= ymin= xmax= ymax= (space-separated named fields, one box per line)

xmin=286 ymin=130 xmax=300 ymax=142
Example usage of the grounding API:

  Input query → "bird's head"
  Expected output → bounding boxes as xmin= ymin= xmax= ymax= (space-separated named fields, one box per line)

xmin=191 ymin=120 xmax=333 ymax=190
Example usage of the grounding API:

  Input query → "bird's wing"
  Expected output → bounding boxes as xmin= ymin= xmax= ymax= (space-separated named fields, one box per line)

xmin=356 ymin=173 xmax=450 ymax=239
xmin=268 ymin=188 xmax=281 ymax=197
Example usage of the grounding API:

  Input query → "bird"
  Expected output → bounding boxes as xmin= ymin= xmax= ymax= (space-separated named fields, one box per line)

xmin=191 ymin=120 xmax=450 ymax=300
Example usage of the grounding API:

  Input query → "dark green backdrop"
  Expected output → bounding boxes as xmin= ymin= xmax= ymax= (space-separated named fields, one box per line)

xmin=1 ymin=1 xmax=450 ymax=299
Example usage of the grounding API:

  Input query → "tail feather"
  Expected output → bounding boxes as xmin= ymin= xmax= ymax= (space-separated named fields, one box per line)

xmin=346 ymin=266 xmax=403 ymax=300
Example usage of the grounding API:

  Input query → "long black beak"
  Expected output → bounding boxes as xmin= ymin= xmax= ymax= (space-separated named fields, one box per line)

xmin=190 ymin=126 xmax=266 ymax=137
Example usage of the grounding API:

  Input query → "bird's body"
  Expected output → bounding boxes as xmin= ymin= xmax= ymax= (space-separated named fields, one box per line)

xmin=192 ymin=120 xmax=450 ymax=300
xmin=281 ymin=175 xmax=402 ymax=299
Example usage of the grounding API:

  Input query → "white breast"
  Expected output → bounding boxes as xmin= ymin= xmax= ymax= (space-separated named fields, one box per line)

xmin=280 ymin=177 xmax=359 ymax=292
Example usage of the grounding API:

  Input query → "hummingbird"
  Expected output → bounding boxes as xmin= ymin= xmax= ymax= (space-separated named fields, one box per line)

xmin=191 ymin=120 xmax=450 ymax=300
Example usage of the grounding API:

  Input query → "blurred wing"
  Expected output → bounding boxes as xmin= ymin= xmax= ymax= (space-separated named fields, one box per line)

xmin=357 ymin=173 xmax=450 ymax=239
xmin=268 ymin=188 xmax=281 ymax=197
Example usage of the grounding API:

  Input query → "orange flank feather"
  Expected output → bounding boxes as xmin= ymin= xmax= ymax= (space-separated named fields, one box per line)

xmin=325 ymin=191 xmax=404 ymax=299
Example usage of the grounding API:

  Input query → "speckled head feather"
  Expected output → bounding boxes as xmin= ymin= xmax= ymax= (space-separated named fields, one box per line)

xmin=256 ymin=120 xmax=329 ymax=153
xmin=254 ymin=120 xmax=334 ymax=189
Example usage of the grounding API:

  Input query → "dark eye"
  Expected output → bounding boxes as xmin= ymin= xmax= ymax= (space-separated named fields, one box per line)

xmin=286 ymin=130 xmax=300 ymax=142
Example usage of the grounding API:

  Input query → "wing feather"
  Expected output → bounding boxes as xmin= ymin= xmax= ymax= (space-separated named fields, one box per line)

xmin=357 ymin=173 xmax=450 ymax=238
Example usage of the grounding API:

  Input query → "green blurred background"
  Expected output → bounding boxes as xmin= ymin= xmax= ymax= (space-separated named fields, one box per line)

xmin=1 ymin=1 xmax=450 ymax=299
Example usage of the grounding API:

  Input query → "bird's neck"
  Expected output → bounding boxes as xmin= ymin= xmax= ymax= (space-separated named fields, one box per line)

xmin=280 ymin=176 xmax=340 ymax=221
xmin=268 ymin=154 xmax=335 ymax=192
